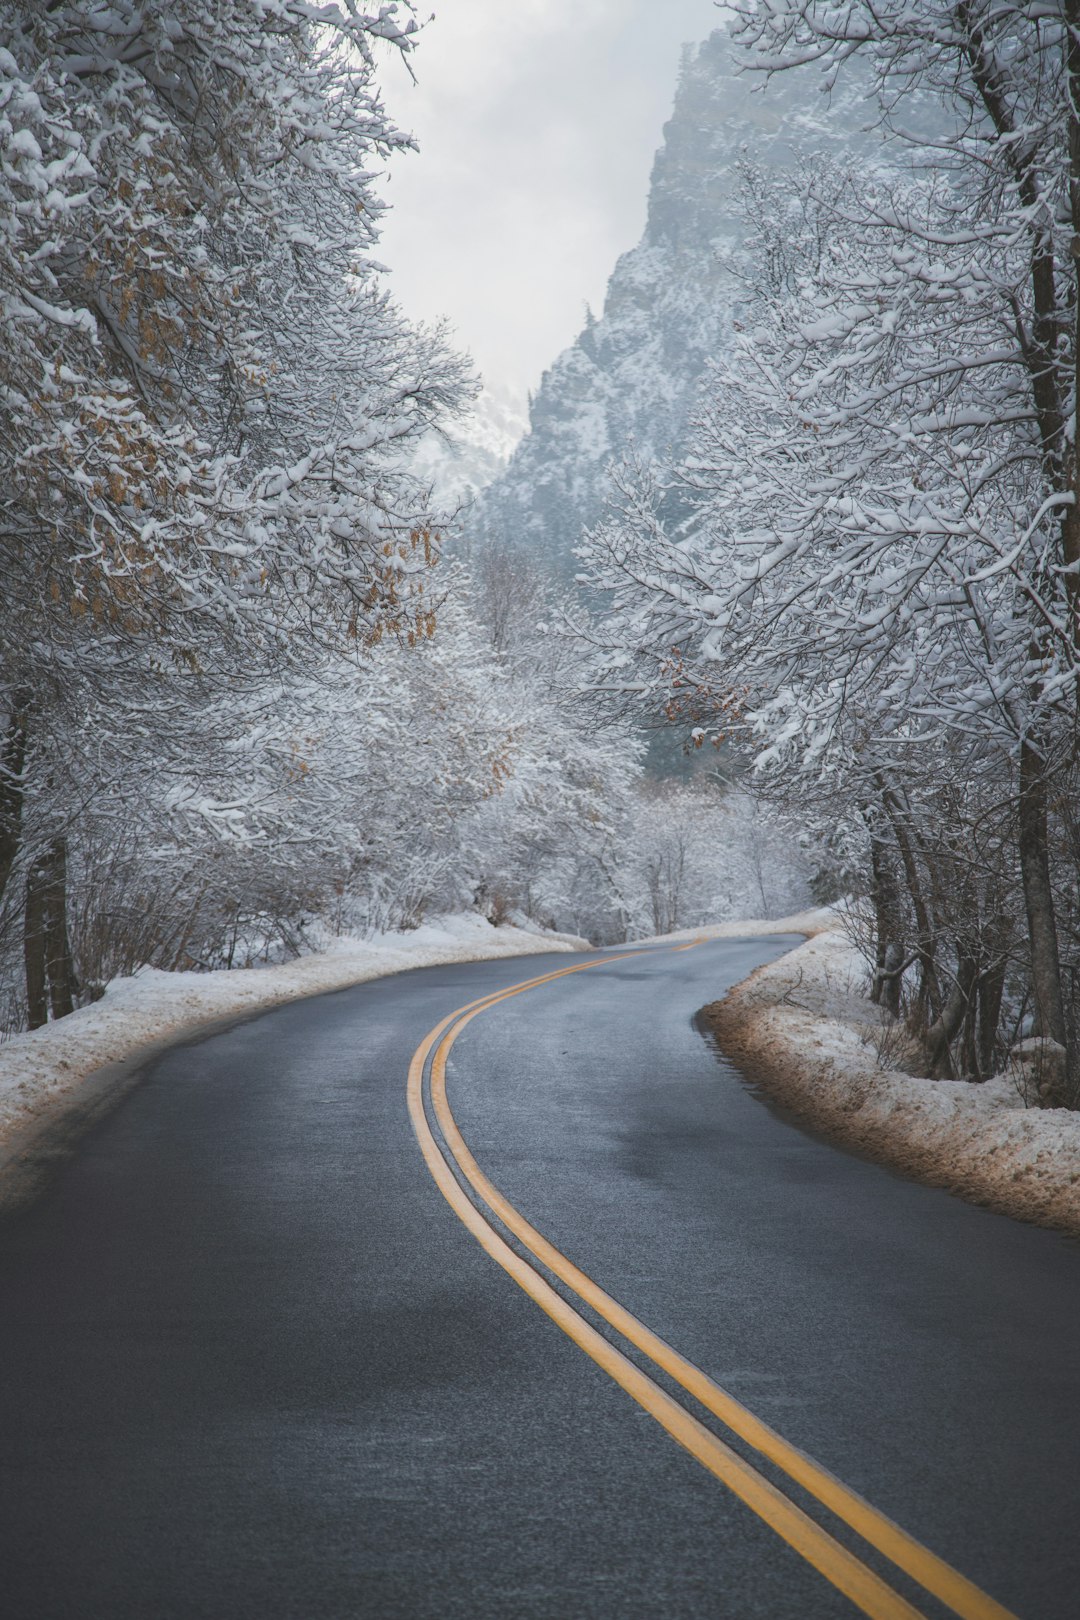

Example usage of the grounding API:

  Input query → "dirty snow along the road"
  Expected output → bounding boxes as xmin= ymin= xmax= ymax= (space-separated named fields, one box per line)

xmin=0 ymin=908 xmax=831 ymax=1158
xmin=704 ymin=926 xmax=1080 ymax=1235
xmin=8 ymin=903 xmax=1076 ymax=1238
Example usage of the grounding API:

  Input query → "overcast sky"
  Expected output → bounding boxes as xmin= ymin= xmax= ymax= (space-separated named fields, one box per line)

xmin=377 ymin=1 xmax=722 ymax=419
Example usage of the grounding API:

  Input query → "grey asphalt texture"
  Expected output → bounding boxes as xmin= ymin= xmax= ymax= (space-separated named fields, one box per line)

xmin=0 ymin=939 xmax=1078 ymax=1620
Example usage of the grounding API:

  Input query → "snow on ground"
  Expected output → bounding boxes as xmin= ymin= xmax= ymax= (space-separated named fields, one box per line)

xmin=703 ymin=926 xmax=1080 ymax=1235
xmin=0 ymin=905 xmax=819 ymax=1162
xmin=12 ymin=902 xmax=1073 ymax=1236
xmin=0 ymin=914 xmax=588 ymax=1156
xmin=646 ymin=906 xmax=837 ymax=947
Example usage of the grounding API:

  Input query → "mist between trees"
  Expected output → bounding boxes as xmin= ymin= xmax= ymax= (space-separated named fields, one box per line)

xmin=580 ymin=3 xmax=1080 ymax=1107
xmin=0 ymin=4 xmax=817 ymax=1039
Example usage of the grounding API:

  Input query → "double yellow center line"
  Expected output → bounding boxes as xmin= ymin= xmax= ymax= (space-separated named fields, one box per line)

xmin=406 ymin=950 xmax=1018 ymax=1620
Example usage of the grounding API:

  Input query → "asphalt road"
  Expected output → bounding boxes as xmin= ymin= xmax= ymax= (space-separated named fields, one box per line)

xmin=1 ymin=939 xmax=1078 ymax=1620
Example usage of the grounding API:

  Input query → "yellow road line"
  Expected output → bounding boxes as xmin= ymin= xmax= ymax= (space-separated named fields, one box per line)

xmin=430 ymin=999 xmax=1015 ymax=1619
xmin=408 ymin=1003 xmax=924 ymax=1620
xmin=410 ymin=952 xmax=1019 ymax=1620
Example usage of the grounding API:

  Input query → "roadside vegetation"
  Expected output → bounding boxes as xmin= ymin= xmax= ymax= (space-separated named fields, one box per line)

xmin=582 ymin=2 xmax=1080 ymax=1109
xmin=0 ymin=4 xmax=810 ymax=1039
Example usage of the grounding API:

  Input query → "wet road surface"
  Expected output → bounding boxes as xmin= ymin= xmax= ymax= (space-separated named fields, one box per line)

xmin=1 ymin=939 xmax=1078 ymax=1618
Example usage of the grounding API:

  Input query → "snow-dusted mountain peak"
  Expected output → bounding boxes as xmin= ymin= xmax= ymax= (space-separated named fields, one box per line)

xmin=469 ymin=28 xmax=874 ymax=572
xmin=410 ymin=383 xmax=528 ymax=508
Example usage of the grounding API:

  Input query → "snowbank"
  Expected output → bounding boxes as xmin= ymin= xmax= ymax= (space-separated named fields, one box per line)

xmin=646 ymin=906 xmax=837 ymax=947
xmin=0 ymin=915 xmax=588 ymax=1160
xmin=703 ymin=928 xmax=1080 ymax=1235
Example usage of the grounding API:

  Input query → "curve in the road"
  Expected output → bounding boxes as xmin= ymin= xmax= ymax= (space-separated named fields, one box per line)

xmin=408 ymin=948 xmax=1018 ymax=1620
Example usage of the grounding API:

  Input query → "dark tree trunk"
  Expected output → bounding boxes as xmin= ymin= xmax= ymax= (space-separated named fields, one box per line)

xmin=958 ymin=945 xmax=987 ymax=1081
xmin=1065 ymin=0 xmax=1080 ymax=634
xmin=875 ymin=777 xmax=942 ymax=1026
xmin=976 ymin=955 xmax=1008 ymax=1080
xmin=926 ymin=946 xmax=978 ymax=1079
xmin=43 ymin=837 xmax=77 ymax=1019
xmin=972 ymin=915 xmax=1012 ymax=1080
xmin=0 ymin=695 xmax=29 ymax=909
xmin=22 ymin=837 xmax=78 ymax=1029
xmin=1017 ymin=738 xmax=1069 ymax=1058
xmin=24 ymin=854 xmax=49 ymax=1030
xmin=867 ymin=814 xmax=904 ymax=1015
xmin=876 ymin=943 xmax=905 ymax=1020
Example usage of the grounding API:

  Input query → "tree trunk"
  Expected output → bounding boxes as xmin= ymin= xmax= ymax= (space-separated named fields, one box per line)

xmin=24 ymin=854 xmax=49 ymax=1030
xmin=875 ymin=776 xmax=942 ymax=1025
xmin=875 ymin=943 xmax=905 ymax=1019
xmin=1017 ymin=737 xmax=1070 ymax=1065
xmin=0 ymin=695 xmax=29 ymax=909
xmin=866 ymin=812 xmax=903 ymax=1015
xmin=974 ymin=915 xmax=1011 ymax=1080
xmin=926 ymin=946 xmax=977 ymax=1079
xmin=1065 ymin=0 xmax=1080 ymax=639
xmin=976 ymin=957 xmax=1008 ymax=1080
xmin=42 ymin=837 xmax=77 ymax=1019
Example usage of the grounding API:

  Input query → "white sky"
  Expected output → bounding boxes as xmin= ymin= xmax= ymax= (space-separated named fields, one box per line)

xmin=377 ymin=0 xmax=722 ymax=417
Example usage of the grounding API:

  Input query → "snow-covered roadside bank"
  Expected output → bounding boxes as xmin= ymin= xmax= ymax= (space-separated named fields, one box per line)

xmin=646 ymin=906 xmax=837 ymax=947
xmin=0 ymin=915 xmax=588 ymax=1167
xmin=702 ymin=928 xmax=1080 ymax=1236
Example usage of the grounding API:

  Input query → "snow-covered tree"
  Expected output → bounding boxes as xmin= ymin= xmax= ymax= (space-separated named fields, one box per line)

xmin=461 ymin=543 xmax=812 ymax=943
xmin=0 ymin=1 xmax=474 ymax=1021
xmin=582 ymin=6 xmax=1080 ymax=1098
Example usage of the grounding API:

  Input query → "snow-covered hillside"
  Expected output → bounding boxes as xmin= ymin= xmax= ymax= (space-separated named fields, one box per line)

xmin=410 ymin=383 xmax=527 ymax=508
xmin=471 ymin=30 xmax=872 ymax=573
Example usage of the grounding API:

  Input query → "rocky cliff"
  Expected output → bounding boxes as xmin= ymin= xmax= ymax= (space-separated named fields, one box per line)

xmin=470 ymin=28 xmax=870 ymax=571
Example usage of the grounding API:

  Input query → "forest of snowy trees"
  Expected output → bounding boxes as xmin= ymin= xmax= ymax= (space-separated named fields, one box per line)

xmin=583 ymin=2 xmax=1080 ymax=1106
xmin=0 ymin=3 xmax=810 ymax=1037
xmin=7 ymin=0 xmax=1074 ymax=1115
